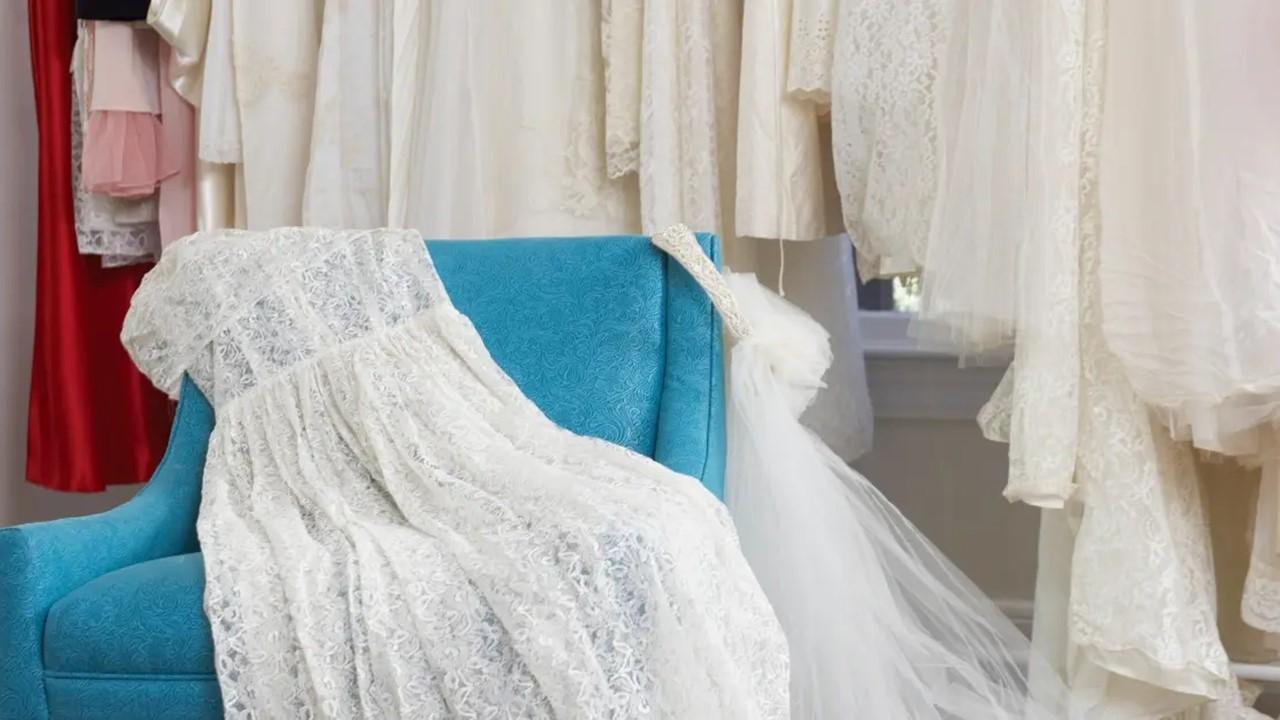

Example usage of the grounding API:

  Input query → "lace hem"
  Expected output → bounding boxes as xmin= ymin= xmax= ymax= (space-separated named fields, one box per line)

xmin=786 ymin=1 xmax=834 ymax=106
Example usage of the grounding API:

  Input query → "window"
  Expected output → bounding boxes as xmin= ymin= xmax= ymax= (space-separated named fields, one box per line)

xmin=858 ymin=275 xmax=920 ymax=313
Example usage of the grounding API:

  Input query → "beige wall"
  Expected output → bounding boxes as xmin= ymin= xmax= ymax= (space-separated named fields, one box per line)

xmin=0 ymin=0 xmax=40 ymax=528
xmin=857 ymin=418 xmax=1036 ymax=617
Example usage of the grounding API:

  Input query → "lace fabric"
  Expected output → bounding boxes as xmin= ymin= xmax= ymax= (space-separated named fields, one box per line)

xmin=786 ymin=0 xmax=835 ymax=104
xmin=122 ymin=227 xmax=789 ymax=718
xmin=601 ymin=0 xmax=643 ymax=180
xmin=634 ymin=0 xmax=741 ymax=237
xmin=974 ymin=2 xmax=1266 ymax=716
xmin=830 ymin=0 xmax=945 ymax=280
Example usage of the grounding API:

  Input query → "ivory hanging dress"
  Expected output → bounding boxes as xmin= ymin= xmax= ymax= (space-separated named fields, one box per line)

xmin=187 ymin=0 xmax=317 ymax=230
xmin=121 ymin=226 xmax=789 ymax=719
xmin=387 ymin=0 xmax=639 ymax=237
xmin=1098 ymin=0 xmax=1280 ymax=459
xmin=729 ymin=0 xmax=873 ymax=460
xmin=976 ymin=1 xmax=1267 ymax=716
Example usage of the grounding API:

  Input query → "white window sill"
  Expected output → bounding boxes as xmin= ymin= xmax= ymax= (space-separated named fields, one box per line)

xmin=859 ymin=311 xmax=1007 ymax=421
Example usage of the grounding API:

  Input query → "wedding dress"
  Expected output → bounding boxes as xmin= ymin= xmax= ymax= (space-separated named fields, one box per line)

xmin=122 ymin=226 xmax=788 ymax=718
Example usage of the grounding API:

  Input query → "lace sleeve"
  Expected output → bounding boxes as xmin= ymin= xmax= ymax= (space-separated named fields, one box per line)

xmin=786 ymin=0 xmax=836 ymax=105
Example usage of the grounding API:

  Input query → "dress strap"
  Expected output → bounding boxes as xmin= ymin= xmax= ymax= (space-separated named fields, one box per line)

xmin=652 ymin=224 xmax=753 ymax=341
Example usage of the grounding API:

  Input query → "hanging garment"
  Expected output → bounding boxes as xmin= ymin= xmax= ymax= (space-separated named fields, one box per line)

xmin=146 ymin=0 xmax=206 ymax=105
xmin=730 ymin=0 xmax=872 ymax=460
xmin=972 ymin=1 xmax=1267 ymax=716
xmin=26 ymin=0 xmax=172 ymax=492
xmin=122 ymin=226 xmax=789 ymax=718
xmin=387 ymin=1 xmax=638 ymax=237
xmin=80 ymin=21 xmax=177 ymax=199
xmin=601 ymin=0 xmax=642 ymax=180
xmin=302 ymin=0 xmax=390 ymax=229
xmin=986 ymin=200 xmax=1262 ymax=718
xmin=908 ymin=0 xmax=1034 ymax=357
xmin=1098 ymin=0 xmax=1280 ymax=459
xmin=155 ymin=47 xmax=195 ymax=249
xmin=75 ymin=0 xmax=147 ymax=22
xmin=829 ymin=0 xmax=944 ymax=281
xmin=595 ymin=0 xmax=744 ymax=237
xmin=823 ymin=0 xmax=1064 ymax=360
xmin=188 ymin=0 xmax=316 ymax=229
xmin=635 ymin=0 xmax=742 ymax=236
xmin=735 ymin=0 xmax=831 ymax=244
xmin=1094 ymin=3 xmax=1280 ymax=675
xmin=147 ymin=0 xmax=239 ymax=234
xmin=71 ymin=26 xmax=161 ymax=267
xmin=977 ymin=0 xmax=1094 ymax=508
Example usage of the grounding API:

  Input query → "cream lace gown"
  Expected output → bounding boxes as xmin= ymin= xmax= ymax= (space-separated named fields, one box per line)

xmin=121 ymin=227 xmax=788 ymax=719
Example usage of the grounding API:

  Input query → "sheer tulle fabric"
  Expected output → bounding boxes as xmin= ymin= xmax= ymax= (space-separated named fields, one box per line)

xmin=81 ymin=111 xmax=177 ymax=197
xmin=911 ymin=0 xmax=1033 ymax=358
xmin=1099 ymin=0 xmax=1280 ymax=457
xmin=653 ymin=224 xmax=1077 ymax=719
xmin=122 ymin=227 xmax=789 ymax=718
xmin=828 ymin=0 xmax=1035 ymax=359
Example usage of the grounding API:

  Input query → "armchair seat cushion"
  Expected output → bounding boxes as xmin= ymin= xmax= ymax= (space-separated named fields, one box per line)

xmin=44 ymin=553 xmax=214 ymax=679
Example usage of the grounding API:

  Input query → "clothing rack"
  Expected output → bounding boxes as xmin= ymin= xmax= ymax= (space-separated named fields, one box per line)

xmin=1234 ymin=662 xmax=1280 ymax=685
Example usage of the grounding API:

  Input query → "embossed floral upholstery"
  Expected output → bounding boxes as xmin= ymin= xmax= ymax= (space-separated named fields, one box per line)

xmin=0 ymin=235 xmax=725 ymax=719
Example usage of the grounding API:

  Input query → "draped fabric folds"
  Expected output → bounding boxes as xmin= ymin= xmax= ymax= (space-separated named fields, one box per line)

xmin=26 ymin=0 xmax=171 ymax=492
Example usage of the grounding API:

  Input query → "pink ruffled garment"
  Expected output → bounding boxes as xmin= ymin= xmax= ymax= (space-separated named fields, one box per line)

xmin=81 ymin=21 xmax=178 ymax=199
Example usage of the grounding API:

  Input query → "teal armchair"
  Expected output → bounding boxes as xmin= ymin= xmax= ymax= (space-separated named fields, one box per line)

xmin=0 ymin=235 xmax=726 ymax=719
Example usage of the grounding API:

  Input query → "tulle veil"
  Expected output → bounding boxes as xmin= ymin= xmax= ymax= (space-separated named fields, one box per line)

xmin=654 ymin=224 xmax=1079 ymax=719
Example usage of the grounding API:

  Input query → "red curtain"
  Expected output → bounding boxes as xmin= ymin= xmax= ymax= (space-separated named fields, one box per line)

xmin=26 ymin=0 xmax=172 ymax=492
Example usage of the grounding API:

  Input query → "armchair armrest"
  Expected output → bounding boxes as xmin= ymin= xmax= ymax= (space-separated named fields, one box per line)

xmin=0 ymin=378 xmax=211 ymax=719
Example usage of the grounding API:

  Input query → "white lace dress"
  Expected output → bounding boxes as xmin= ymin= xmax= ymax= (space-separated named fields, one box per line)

xmin=121 ymin=227 xmax=789 ymax=719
